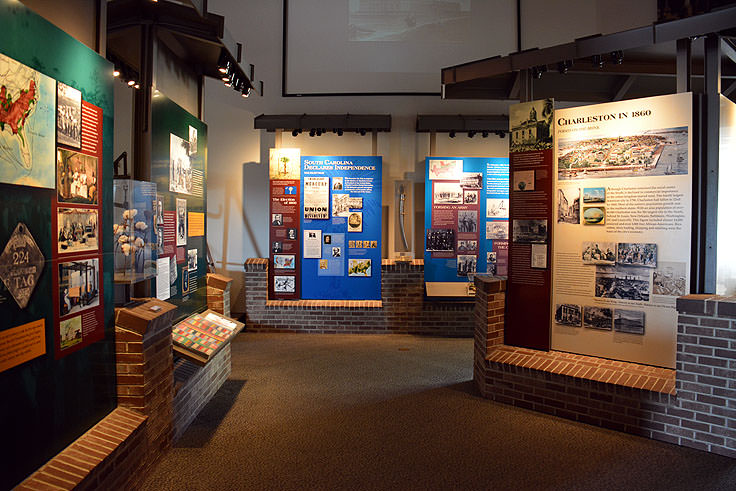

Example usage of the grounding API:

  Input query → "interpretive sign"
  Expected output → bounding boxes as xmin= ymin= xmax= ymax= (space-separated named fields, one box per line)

xmin=269 ymin=148 xmax=301 ymax=299
xmin=0 ymin=223 xmax=44 ymax=309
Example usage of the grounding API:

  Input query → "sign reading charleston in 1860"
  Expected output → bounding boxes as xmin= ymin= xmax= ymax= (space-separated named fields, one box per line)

xmin=0 ymin=222 xmax=45 ymax=308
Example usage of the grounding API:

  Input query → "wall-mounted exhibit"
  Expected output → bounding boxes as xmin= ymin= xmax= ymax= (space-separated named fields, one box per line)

xmin=0 ymin=3 xmax=115 ymax=488
xmin=424 ymin=156 xmax=509 ymax=297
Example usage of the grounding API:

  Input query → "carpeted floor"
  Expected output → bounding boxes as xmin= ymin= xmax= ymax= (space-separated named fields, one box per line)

xmin=141 ymin=333 xmax=736 ymax=490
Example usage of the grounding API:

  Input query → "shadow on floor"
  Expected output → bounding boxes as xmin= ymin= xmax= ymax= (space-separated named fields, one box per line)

xmin=175 ymin=379 xmax=247 ymax=449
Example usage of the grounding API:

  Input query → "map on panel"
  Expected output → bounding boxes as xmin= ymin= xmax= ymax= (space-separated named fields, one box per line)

xmin=0 ymin=52 xmax=56 ymax=189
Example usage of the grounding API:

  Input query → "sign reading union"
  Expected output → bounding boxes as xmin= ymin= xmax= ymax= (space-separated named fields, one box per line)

xmin=0 ymin=223 xmax=45 ymax=308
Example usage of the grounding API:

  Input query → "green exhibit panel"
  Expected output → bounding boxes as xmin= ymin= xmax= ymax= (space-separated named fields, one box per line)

xmin=150 ymin=94 xmax=208 ymax=322
xmin=0 ymin=2 xmax=116 ymax=489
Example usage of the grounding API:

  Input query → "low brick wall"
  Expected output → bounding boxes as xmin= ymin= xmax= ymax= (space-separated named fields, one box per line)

xmin=474 ymin=278 xmax=736 ymax=458
xmin=244 ymin=258 xmax=474 ymax=336
xmin=173 ymin=344 xmax=232 ymax=441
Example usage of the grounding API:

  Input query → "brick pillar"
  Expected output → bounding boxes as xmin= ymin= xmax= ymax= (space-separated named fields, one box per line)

xmin=207 ymin=273 xmax=233 ymax=317
xmin=473 ymin=276 xmax=506 ymax=394
xmin=244 ymin=258 xmax=268 ymax=329
xmin=114 ymin=298 xmax=177 ymax=472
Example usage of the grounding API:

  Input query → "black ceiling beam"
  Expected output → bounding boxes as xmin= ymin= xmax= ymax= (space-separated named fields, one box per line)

xmin=416 ymin=115 xmax=508 ymax=133
xmin=254 ymin=114 xmax=392 ymax=132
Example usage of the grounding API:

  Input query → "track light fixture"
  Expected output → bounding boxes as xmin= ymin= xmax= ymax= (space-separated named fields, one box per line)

xmin=499 ymin=131 xmax=506 ymax=139
xmin=113 ymin=68 xmax=120 ymax=78
xmin=133 ymin=83 xmax=140 ymax=89
xmin=531 ymin=65 xmax=546 ymax=79
xmin=610 ymin=50 xmax=624 ymax=65
xmin=468 ymin=131 xmax=476 ymax=138
xmin=557 ymin=60 xmax=572 ymax=74
xmin=127 ymin=79 xmax=135 ymax=87
xmin=337 ymin=129 xmax=344 ymax=136
xmin=292 ymin=129 xmax=299 ymax=137
xmin=592 ymin=54 xmax=604 ymax=69
xmin=449 ymin=131 xmax=456 ymax=138
xmin=309 ymin=129 xmax=316 ymax=137
xmin=241 ymin=87 xmax=250 ymax=98
xmin=359 ymin=129 xmax=366 ymax=136
xmin=482 ymin=131 xmax=488 ymax=138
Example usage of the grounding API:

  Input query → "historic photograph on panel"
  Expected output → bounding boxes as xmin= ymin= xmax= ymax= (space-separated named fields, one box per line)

xmin=331 ymin=247 xmax=341 ymax=258
xmin=583 ymin=187 xmax=605 ymax=203
xmin=187 ymin=248 xmax=197 ymax=272
xmin=512 ymin=219 xmax=547 ymax=243
xmin=487 ymin=251 xmax=497 ymax=275
xmin=486 ymin=221 xmax=508 ymax=240
xmin=347 ymin=196 xmax=363 ymax=209
xmin=59 ymin=257 xmax=99 ymax=317
xmin=428 ymin=159 xmax=462 ymax=180
xmin=486 ymin=198 xmax=508 ymax=218
xmin=170 ymin=133 xmax=192 ymax=194
xmin=0 ymin=52 xmax=56 ymax=189
xmin=332 ymin=193 xmax=350 ymax=217
xmin=332 ymin=176 xmax=343 ymax=190
xmin=582 ymin=206 xmax=605 ymax=225
xmin=617 ymin=243 xmax=657 ymax=268
xmin=614 ymin=309 xmax=646 ymax=335
xmin=57 ymin=148 xmax=98 ymax=205
xmin=555 ymin=304 xmax=582 ymax=327
xmin=457 ymin=255 xmax=477 ymax=277
xmin=457 ymin=240 xmax=477 ymax=253
xmin=269 ymin=148 xmax=300 ymax=180
xmin=59 ymin=315 xmax=83 ymax=350
xmin=56 ymin=82 xmax=81 ymax=148
xmin=583 ymin=306 xmax=613 ymax=330
xmin=57 ymin=207 xmax=98 ymax=254
xmin=348 ymin=258 xmax=372 ymax=277
xmin=653 ymin=261 xmax=687 ymax=296
xmin=188 ymin=125 xmax=198 ymax=156
xmin=348 ymin=2 xmax=471 ymax=42
xmin=510 ymin=98 xmax=554 ymax=152
xmin=176 ymin=198 xmax=187 ymax=246
xmin=458 ymin=210 xmax=478 ymax=233
xmin=433 ymin=181 xmax=463 ymax=204
xmin=426 ymin=228 xmax=454 ymax=251
xmin=274 ymin=275 xmax=295 ymax=293
xmin=273 ymin=254 xmax=296 ymax=269
xmin=271 ymin=213 xmax=283 ymax=226
xmin=557 ymin=187 xmax=580 ymax=224
xmin=461 ymin=172 xmax=483 ymax=189
xmin=581 ymin=241 xmax=616 ymax=265
xmin=348 ymin=212 xmax=363 ymax=232
xmin=463 ymin=189 xmax=478 ymax=205
xmin=513 ymin=170 xmax=535 ymax=191
xmin=595 ymin=265 xmax=651 ymax=301
xmin=558 ymin=126 xmax=688 ymax=180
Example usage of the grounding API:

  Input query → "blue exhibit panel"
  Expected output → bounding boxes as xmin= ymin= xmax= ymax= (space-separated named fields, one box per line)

xmin=300 ymin=156 xmax=382 ymax=300
xmin=424 ymin=157 xmax=509 ymax=283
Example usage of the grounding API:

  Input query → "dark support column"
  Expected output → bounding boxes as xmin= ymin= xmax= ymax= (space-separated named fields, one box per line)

xmin=518 ymin=69 xmax=532 ymax=103
xmin=676 ymin=38 xmax=691 ymax=93
xmin=696 ymin=34 xmax=721 ymax=293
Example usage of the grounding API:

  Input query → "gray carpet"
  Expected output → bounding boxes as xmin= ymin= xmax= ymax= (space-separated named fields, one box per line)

xmin=141 ymin=333 xmax=736 ymax=490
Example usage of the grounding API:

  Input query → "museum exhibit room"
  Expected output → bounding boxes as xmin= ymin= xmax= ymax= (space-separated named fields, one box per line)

xmin=3 ymin=0 xmax=736 ymax=489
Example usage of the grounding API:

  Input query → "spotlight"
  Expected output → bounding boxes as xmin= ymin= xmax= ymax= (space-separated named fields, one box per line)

xmin=218 ymin=54 xmax=230 ymax=74
xmin=337 ymin=129 xmax=343 ymax=136
xmin=610 ymin=50 xmax=623 ymax=65
xmin=557 ymin=60 xmax=572 ymax=74
xmin=482 ymin=131 xmax=488 ymax=138
xmin=241 ymin=87 xmax=250 ymax=98
xmin=316 ymin=129 xmax=323 ymax=136
xmin=592 ymin=54 xmax=604 ymax=69
xmin=133 ymin=83 xmax=140 ymax=89
xmin=468 ymin=131 xmax=476 ymax=138
xmin=309 ymin=129 xmax=316 ymax=137
xmin=292 ymin=129 xmax=299 ymax=137
xmin=127 ymin=79 xmax=135 ymax=86
xmin=113 ymin=68 xmax=120 ymax=78
xmin=359 ymin=128 xmax=366 ymax=136
xmin=449 ymin=131 xmax=456 ymax=138
xmin=499 ymin=131 xmax=506 ymax=139
xmin=531 ymin=65 xmax=546 ymax=79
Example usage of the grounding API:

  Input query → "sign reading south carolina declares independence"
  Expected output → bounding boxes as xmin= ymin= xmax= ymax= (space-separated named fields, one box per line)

xmin=552 ymin=92 xmax=692 ymax=369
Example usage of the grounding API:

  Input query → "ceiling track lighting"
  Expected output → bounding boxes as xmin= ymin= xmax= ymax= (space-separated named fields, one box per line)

xmin=449 ymin=131 xmax=456 ymax=138
xmin=241 ymin=87 xmax=250 ymax=98
xmin=292 ymin=129 xmax=299 ymax=137
xmin=531 ymin=65 xmax=546 ymax=79
xmin=337 ymin=129 xmax=343 ymax=136
xmin=592 ymin=54 xmax=604 ymax=69
xmin=482 ymin=131 xmax=489 ymax=138
xmin=467 ymin=131 xmax=476 ymax=138
xmin=557 ymin=60 xmax=573 ymax=74
xmin=309 ymin=129 xmax=316 ymax=137
xmin=610 ymin=50 xmax=624 ymax=65
xmin=113 ymin=68 xmax=120 ymax=78
xmin=359 ymin=129 xmax=367 ymax=136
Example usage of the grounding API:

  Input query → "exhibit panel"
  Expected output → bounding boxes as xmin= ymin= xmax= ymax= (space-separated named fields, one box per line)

xmin=269 ymin=148 xmax=301 ymax=299
xmin=717 ymin=95 xmax=736 ymax=296
xmin=0 ymin=2 xmax=116 ymax=489
xmin=151 ymin=94 xmax=208 ymax=321
xmin=423 ymin=157 xmax=509 ymax=296
xmin=551 ymin=93 xmax=693 ymax=368
xmin=300 ymin=155 xmax=382 ymax=300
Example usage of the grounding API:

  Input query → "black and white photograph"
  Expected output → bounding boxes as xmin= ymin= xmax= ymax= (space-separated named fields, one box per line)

xmin=595 ymin=265 xmax=651 ymax=301
xmin=348 ymin=212 xmax=363 ymax=232
xmin=287 ymin=228 xmax=297 ymax=240
xmin=348 ymin=196 xmax=363 ymax=209
xmin=188 ymin=125 xmax=198 ymax=156
xmin=271 ymin=213 xmax=283 ymax=226
xmin=187 ymin=248 xmax=197 ymax=272
xmin=582 ymin=206 xmax=605 ymax=225
xmin=57 ymin=207 xmax=98 ymax=254
xmin=457 ymin=255 xmax=477 ymax=277
xmin=155 ymin=194 xmax=165 ymax=228
xmin=457 ymin=240 xmax=477 ymax=253
xmin=653 ymin=261 xmax=687 ymax=296
xmin=170 ymin=133 xmax=193 ymax=194
xmin=486 ymin=221 xmax=508 ymax=240
xmin=426 ymin=228 xmax=455 ymax=252
xmin=332 ymin=177 xmax=343 ymax=190
xmin=274 ymin=275 xmax=295 ymax=293
xmin=486 ymin=198 xmax=508 ymax=218
xmin=458 ymin=210 xmax=478 ymax=233
xmin=272 ymin=241 xmax=282 ymax=253
xmin=461 ymin=172 xmax=483 ymax=189
xmin=617 ymin=243 xmax=657 ymax=268
xmin=614 ymin=309 xmax=646 ymax=335
xmin=57 ymin=148 xmax=98 ymax=205
xmin=331 ymin=247 xmax=341 ymax=258
xmin=512 ymin=219 xmax=547 ymax=243
xmin=513 ymin=170 xmax=535 ymax=191
xmin=59 ymin=258 xmax=99 ymax=317
xmin=583 ymin=306 xmax=613 ymax=330
xmin=57 ymin=82 xmax=81 ymax=148
xmin=324 ymin=234 xmax=332 ymax=244
xmin=176 ymin=198 xmax=187 ymax=246
xmin=581 ymin=241 xmax=616 ymax=265
xmin=433 ymin=181 xmax=463 ymax=204
xmin=273 ymin=254 xmax=296 ymax=269
xmin=510 ymin=99 xmax=554 ymax=152
xmin=487 ymin=251 xmax=497 ymax=275
xmin=464 ymin=190 xmax=479 ymax=204
xmin=557 ymin=187 xmax=580 ymax=224
xmin=332 ymin=193 xmax=350 ymax=217
xmin=555 ymin=304 xmax=582 ymax=327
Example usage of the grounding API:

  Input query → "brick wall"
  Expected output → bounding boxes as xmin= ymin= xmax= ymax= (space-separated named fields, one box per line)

xmin=207 ymin=273 xmax=232 ymax=317
xmin=244 ymin=258 xmax=474 ymax=336
xmin=473 ymin=278 xmax=736 ymax=458
xmin=173 ymin=344 xmax=232 ymax=441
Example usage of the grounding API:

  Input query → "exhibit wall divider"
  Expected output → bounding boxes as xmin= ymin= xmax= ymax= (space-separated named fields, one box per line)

xmin=0 ymin=2 xmax=116 ymax=488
